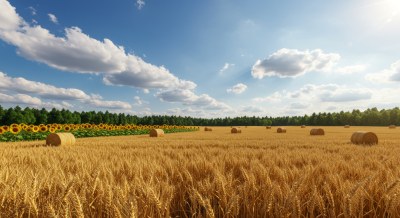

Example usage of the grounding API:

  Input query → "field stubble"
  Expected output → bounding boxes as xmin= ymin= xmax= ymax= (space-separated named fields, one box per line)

xmin=0 ymin=126 xmax=400 ymax=217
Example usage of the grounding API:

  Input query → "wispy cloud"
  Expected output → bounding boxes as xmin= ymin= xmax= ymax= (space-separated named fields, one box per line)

xmin=48 ymin=13 xmax=58 ymax=24
xmin=227 ymin=83 xmax=247 ymax=94
xmin=219 ymin=63 xmax=235 ymax=74
xmin=136 ymin=0 xmax=145 ymax=10
xmin=28 ymin=6 xmax=36 ymax=15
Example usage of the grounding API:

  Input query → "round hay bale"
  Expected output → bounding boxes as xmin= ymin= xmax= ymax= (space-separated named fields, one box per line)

xmin=389 ymin=125 xmax=396 ymax=129
xmin=266 ymin=126 xmax=272 ymax=129
xmin=149 ymin=129 xmax=164 ymax=137
xmin=46 ymin=133 xmax=75 ymax=146
xmin=277 ymin=127 xmax=286 ymax=133
xmin=344 ymin=125 xmax=350 ymax=128
xmin=204 ymin=127 xmax=212 ymax=131
xmin=301 ymin=125 xmax=306 ymax=128
xmin=231 ymin=127 xmax=241 ymax=133
xmin=351 ymin=131 xmax=378 ymax=145
xmin=310 ymin=128 xmax=325 ymax=136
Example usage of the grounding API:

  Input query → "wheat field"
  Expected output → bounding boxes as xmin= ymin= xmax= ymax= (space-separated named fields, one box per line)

xmin=0 ymin=126 xmax=399 ymax=217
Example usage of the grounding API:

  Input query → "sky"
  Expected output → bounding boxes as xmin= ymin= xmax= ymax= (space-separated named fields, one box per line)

xmin=0 ymin=0 xmax=400 ymax=118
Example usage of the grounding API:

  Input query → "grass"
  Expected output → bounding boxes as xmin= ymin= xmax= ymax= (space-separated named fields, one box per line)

xmin=0 ymin=126 xmax=399 ymax=217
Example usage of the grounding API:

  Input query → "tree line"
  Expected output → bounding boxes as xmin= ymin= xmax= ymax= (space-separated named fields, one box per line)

xmin=0 ymin=105 xmax=399 ymax=126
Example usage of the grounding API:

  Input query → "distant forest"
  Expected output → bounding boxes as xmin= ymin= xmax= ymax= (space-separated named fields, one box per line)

xmin=0 ymin=105 xmax=399 ymax=126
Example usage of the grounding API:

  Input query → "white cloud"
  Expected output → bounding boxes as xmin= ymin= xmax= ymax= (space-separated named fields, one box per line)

xmin=156 ymin=89 xmax=231 ymax=110
xmin=227 ymin=83 xmax=247 ymax=94
xmin=0 ymin=72 xmax=89 ymax=100
xmin=0 ymin=0 xmax=22 ymax=31
xmin=136 ymin=0 xmax=145 ymax=10
xmin=0 ymin=0 xmax=195 ymax=91
xmin=0 ymin=72 xmax=132 ymax=110
xmin=0 ymin=0 xmax=233 ymax=112
xmin=219 ymin=63 xmax=234 ymax=74
xmin=48 ymin=13 xmax=58 ymax=24
xmin=0 ymin=93 xmax=41 ymax=105
xmin=0 ymin=92 xmax=73 ymax=109
xmin=365 ymin=60 xmax=400 ymax=83
xmin=250 ymin=84 xmax=378 ymax=116
xmin=251 ymin=48 xmax=341 ymax=79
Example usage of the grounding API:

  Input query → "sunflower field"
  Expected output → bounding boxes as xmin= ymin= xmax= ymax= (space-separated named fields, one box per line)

xmin=0 ymin=123 xmax=199 ymax=142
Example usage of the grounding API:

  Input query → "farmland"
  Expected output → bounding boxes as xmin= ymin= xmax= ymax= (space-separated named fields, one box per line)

xmin=0 ymin=126 xmax=400 ymax=217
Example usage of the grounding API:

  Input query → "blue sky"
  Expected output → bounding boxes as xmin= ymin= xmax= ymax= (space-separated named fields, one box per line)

xmin=0 ymin=0 xmax=400 ymax=117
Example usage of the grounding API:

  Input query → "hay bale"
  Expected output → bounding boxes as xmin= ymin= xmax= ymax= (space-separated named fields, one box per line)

xmin=150 ymin=129 xmax=164 ymax=137
xmin=389 ymin=125 xmax=396 ymax=129
xmin=204 ymin=127 xmax=213 ymax=131
xmin=310 ymin=128 xmax=325 ymax=135
xmin=277 ymin=127 xmax=286 ymax=133
xmin=266 ymin=126 xmax=272 ymax=129
xmin=301 ymin=125 xmax=306 ymax=128
xmin=344 ymin=125 xmax=350 ymax=128
xmin=46 ymin=133 xmax=75 ymax=146
xmin=231 ymin=127 xmax=241 ymax=133
xmin=351 ymin=131 xmax=378 ymax=145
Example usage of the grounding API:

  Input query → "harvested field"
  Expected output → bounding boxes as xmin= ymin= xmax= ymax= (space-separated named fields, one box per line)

xmin=0 ymin=126 xmax=400 ymax=217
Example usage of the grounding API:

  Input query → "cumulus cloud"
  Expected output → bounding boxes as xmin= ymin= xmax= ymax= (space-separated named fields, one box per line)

xmin=219 ymin=63 xmax=235 ymax=74
xmin=0 ymin=0 xmax=195 ymax=91
xmin=365 ymin=60 xmax=400 ymax=83
xmin=0 ymin=72 xmax=89 ymax=100
xmin=251 ymin=48 xmax=341 ymax=79
xmin=0 ymin=93 xmax=42 ymax=105
xmin=0 ymin=72 xmax=132 ymax=110
xmin=0 ymin=0 xmax=22 ymax=31
xmin=0 ymin=0 xmax=232 ymax=111
xmin=48 ymin=13 xmax=58 ymax=24
xmin=227 ymin=83 xmax=247 ymax=94
xmin=251 ymin=84 xmax=377 ymax=116
xmin=156 ymin=89 xmax=231 ymax=110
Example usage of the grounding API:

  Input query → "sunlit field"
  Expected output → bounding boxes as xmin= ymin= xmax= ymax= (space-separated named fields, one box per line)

xmin=1 ymin=126 xmax=399 ymax=217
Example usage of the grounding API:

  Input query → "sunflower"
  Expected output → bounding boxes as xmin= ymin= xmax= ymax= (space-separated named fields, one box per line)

xmin=56 ymin=125 xmax=62 ymax=131
xmin=49 ymin=127 xmax=56 ymax=133
xmin=10 ymin=126 xmax=21 ymax=134
xmin=10 ymin=123 xmax=19 ymax=128
xmin=64 ymin=125 xmax=71 ymax=131
xmin=31 ymin=126 xmax=40 ymax=133
xmin=40 ymin=125 xmax=48 ymax=132
xmin=0 ymin=128 xmax=4 ymax=135
xmin=21 ymin=124 xmax=29 ymax=130
xmin=2 ymin=125 xmax=9 ymax=132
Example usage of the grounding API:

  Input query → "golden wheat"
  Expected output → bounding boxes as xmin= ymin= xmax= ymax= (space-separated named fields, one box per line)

xmin=0 ymin=126 xmax=399 ymax=217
